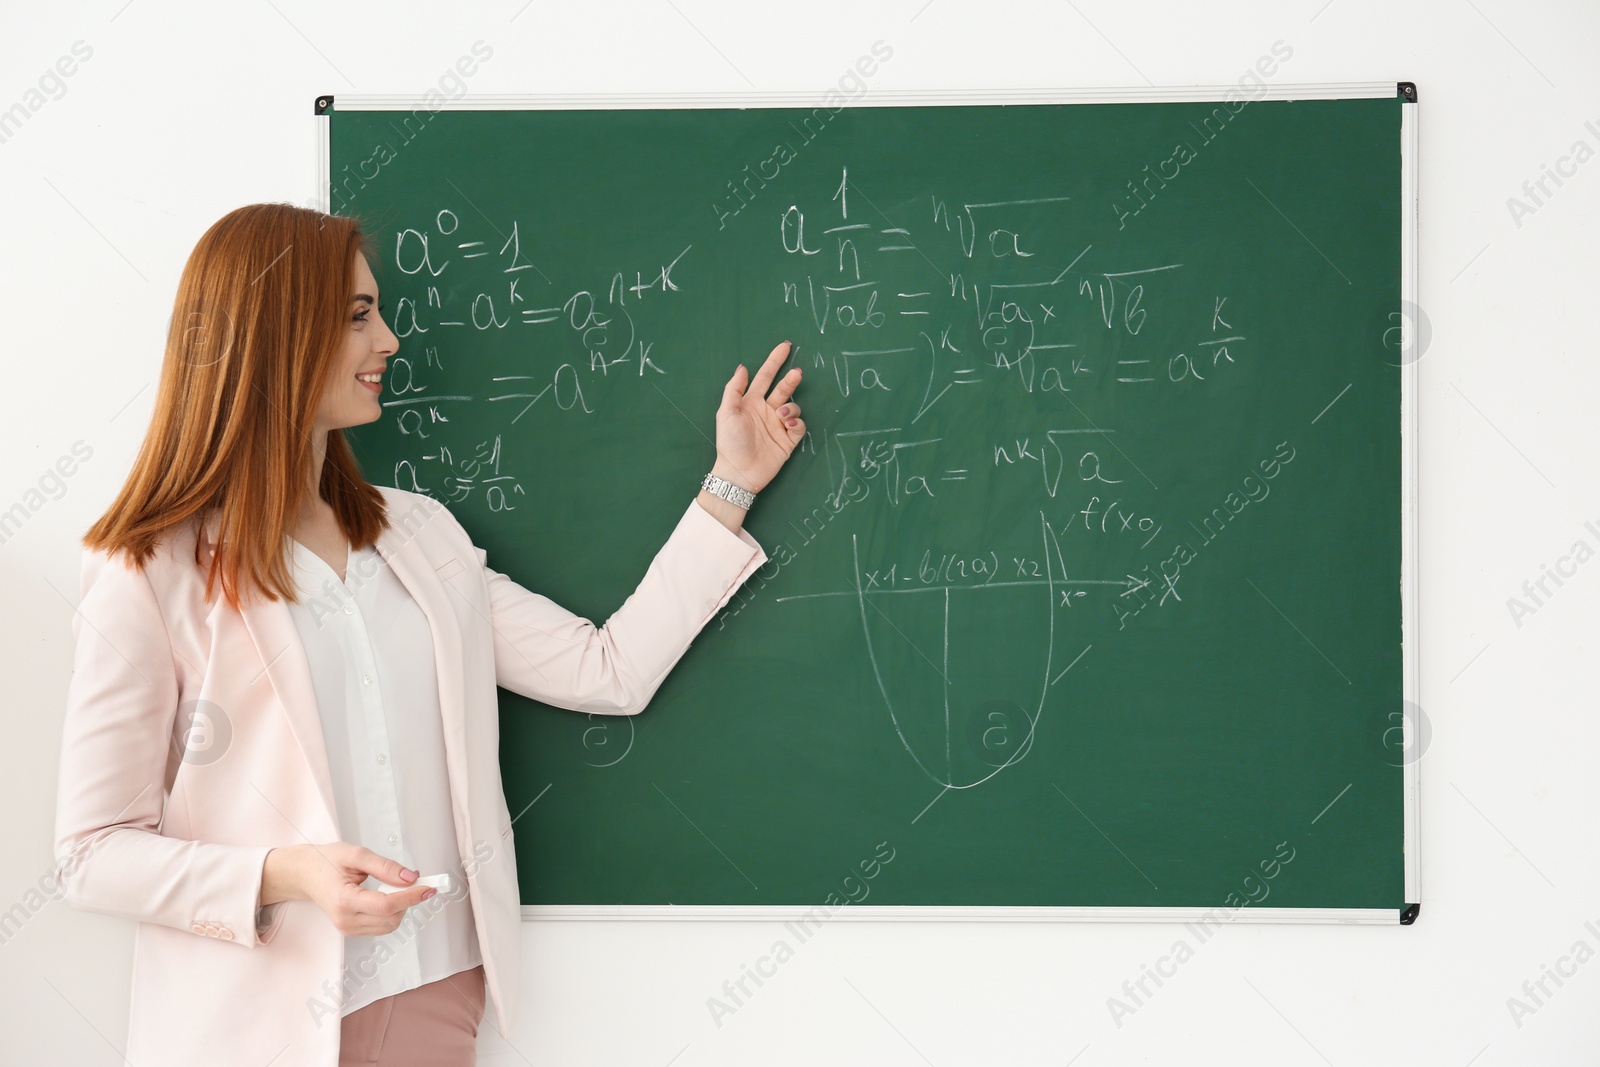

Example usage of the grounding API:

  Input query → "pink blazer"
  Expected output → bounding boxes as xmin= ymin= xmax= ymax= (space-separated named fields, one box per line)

xmin=54 ymin=486 xmax=768 ymax=1065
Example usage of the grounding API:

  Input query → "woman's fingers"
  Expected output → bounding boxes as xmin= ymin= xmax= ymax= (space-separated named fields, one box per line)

xmin=776 ymin=401 xmax=803 ymax=436
xmin=766 ymin=367 xmax=802 ymax=408
xmin=332 ymin=880 xmax=436 ymax=935
xmin=724 ymin=343 xmax=802 ymax=411
xmin=304 ymin=842 xmax=442 ymax=936
xmin=721 ymin=363 xmax=748 ymax=408
xmin=347 ymin=912 xmax=405 ymax=936
xmin=345 ymin=844 xmax=417 ymax=889
xmin=745 ymin=341 xmax=794 ymax=399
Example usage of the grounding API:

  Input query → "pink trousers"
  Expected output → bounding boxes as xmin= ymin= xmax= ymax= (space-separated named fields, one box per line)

xmin=338 ymin=965 xmax=486 ymax=1066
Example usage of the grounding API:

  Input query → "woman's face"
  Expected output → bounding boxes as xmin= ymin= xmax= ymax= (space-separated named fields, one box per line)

xmin=315 ymin=252 xmax=398 ymax=435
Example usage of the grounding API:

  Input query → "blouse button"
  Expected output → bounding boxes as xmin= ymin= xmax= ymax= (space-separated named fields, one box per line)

xmin=388 ymin=833 xmax=400 ymax=845
xmin=376 ymin=752 xmax=388 ymax=765
xmin=363 ymin=674 xmax=373 ymax=686
xmin=343 ymin=604 xmax=355 ymax=615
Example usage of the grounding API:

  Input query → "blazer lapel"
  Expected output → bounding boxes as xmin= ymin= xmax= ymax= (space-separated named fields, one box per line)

xmin=201 ymin=513 xmax=341 ymax=832
xmin=374 ymin=521 xmax=473 ymax=852
xmin=203 ymin=509 xmax=473 ymax=849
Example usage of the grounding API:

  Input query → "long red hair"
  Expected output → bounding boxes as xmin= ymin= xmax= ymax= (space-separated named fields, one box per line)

xmin=82 ymin=203 xmax=389 ymax=609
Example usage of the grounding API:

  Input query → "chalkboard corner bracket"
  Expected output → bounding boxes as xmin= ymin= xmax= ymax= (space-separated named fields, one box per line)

xmin=1399 ymin=902 xmax=1421 ymax=925
xmin=314 ymin=94 xmax=335 ymax=116
xmin=1397 ymin=82 xmax=1417 ymax=102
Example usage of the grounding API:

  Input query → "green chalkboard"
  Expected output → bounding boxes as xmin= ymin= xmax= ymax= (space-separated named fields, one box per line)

xmin=326 ymin=87 xmax=1416 ymax=920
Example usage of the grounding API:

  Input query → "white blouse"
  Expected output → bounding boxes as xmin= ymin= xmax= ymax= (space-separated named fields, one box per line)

xmin=284 ymin=536 xmax=482 ymax=1018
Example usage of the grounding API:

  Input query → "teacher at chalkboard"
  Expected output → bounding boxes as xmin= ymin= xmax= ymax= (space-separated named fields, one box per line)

xmin=52 ymin=203 xmax=804 ymax=1066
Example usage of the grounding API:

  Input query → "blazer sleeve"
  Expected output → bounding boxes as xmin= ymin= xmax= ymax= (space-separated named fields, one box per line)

xmin=435 ymin=495 xmax=768 ymax=715
xmin=52 ymin=547 xmax=276 ymax=948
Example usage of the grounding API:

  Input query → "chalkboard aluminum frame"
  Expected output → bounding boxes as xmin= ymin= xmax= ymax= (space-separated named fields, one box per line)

xmin=314 ymin=81 xmax=1420 ymax=926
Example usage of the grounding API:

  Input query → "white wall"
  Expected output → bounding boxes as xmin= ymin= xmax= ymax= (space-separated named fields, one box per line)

xmin=3 ymin=1 xmax=1595 ymax=1063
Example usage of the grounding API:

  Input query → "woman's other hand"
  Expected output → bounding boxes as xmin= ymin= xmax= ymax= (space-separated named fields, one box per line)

xmin=261 ymin=842 xmax=436 ymax=937
xmin=712 ymin=340 xmax=804 ymax=495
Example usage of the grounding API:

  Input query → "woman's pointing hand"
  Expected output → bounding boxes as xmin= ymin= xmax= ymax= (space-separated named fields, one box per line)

xmin=712 ymin=340 xmax=804 ymax=495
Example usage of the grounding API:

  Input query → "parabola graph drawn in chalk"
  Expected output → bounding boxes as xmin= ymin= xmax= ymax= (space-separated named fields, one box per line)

xmin=844 ymin=511 xmax=1083 ymax=790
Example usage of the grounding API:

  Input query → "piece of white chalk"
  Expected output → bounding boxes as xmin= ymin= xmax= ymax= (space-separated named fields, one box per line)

xmin=370 ymin=873 xmax=452 ymax=895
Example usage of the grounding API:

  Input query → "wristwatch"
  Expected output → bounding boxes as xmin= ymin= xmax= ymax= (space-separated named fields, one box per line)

xmin=701 ymin=472 xmax=757 ymax=510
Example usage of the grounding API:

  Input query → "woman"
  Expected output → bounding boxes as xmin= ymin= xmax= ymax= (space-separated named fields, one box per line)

xmin=53 ymin=203 xmax=805 ymax=1066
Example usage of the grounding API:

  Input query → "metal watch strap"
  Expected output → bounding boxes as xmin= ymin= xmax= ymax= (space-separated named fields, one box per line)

xmin=701 ymin=472 xmax=756 ymax=510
